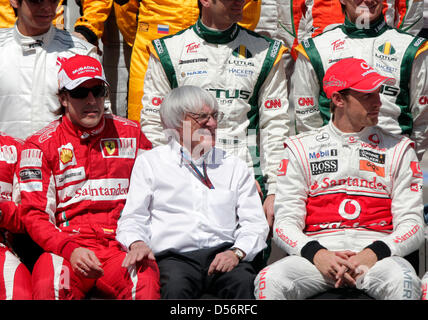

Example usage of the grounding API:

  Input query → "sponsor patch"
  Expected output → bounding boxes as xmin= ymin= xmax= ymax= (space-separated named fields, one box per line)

xmin=100 ymin=138 xmax=136 ymax=159
xmin=410 ymin=161 xmax=423 ymax=178
xmin=310 ymin=159 xmax=338 ymax=175
xmin=21 ymin=149 xmax=43 ymax=167
xmin=57 ymin=178 xmax=129 ymax=208
xmin=309 ymin=149 xmax=337 ymax=160
xmin=264 ymin=99 xmax=282 ymax=109
xmin=277 ymin=159 xmax=288 ymax=176
xmin=360 ymin=159 xmax=385 ymax=177
xmin=19 ymin=169 xmax=42 ymax=181
xmin=58 ymin=143 xmax=76 ymax=170
xmin=359 ymin=149 xmax=385 ymax=164
xmin=0 ymin=145 xmax=17 ymax=164
xmin=55 ymin=167 xmax=86 ymax=187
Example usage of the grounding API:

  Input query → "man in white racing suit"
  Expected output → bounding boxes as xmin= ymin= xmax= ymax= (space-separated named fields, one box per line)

xmin=255 ymin=58 xmax=424 ymax=300
xmin=291 ymin=0 xmax=428 ymax=160
xmin=141 ymin=0 xmax=291 ymax=230
xmin=0 ymin=0 xmax=98 ymax=139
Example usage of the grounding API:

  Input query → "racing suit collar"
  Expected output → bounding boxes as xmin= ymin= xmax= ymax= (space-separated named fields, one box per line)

xmin=342 ymin=14 xmax=388 ymax=38
xmin=62 ymin=114 xmax=106 ymax=140
xmin=328 ymin=120 xmax=372 ymax=143
xmin=13 ymin=24 xmax=55 ymax=53
xmin=194 ymin=18 xmax=240 ymax=44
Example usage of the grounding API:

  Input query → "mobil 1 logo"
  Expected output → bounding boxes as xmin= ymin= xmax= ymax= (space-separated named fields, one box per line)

xmin=310 ymin=160 xmax=338 ymax=175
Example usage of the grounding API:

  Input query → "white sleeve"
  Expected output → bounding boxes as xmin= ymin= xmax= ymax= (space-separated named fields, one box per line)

xmin=258 ymin=51 xmax=291 ymax=195
xmin=233 ymin=160 xmax=269 ymax=261
xmin=272 ymin=144 xmax=313 ymax=256
xmin=381 ymin=143 xmax=425 ymax=257
xmin=116 ymin=153 xmax=154 ymax=250
xmin=290 ymin=53 xmax=324 ymax=134
xmin=140 ymin=53 xmax=172 ymax=147
xmin=409 ymin=49 xmax=428 ymax=161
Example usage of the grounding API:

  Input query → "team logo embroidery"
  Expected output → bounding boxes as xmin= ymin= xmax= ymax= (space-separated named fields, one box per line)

xmin=232 ymin=45 xmax=252 ymax=59
xmin=277 ymin=159 xmax=289 ymax=176
xmin=378 ymin=42 xmax=396 ymax=55
xmin=410 ymin=161 xmax=423 ymax=179
xmin=103 ymin=140 xmax=118 ymax=156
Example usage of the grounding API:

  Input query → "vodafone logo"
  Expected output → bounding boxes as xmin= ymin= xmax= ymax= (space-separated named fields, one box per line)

xmin=277 ymin=159 xmax=288 ymax=176
xmin=338 ymin=199 xmax=361 ymax=220
xmin=368 ymin=134 xmax=380 ymax=145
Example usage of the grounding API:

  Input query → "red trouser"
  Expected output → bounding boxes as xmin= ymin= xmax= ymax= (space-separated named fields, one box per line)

xmin=0 ymin=244 xmax=32 ymax=299
xmin=31 ymin=239 xmax=160 ymax=300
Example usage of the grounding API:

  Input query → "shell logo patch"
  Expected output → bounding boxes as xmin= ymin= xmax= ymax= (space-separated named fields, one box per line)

xmin=60 ymin=148 xmax=73 ymax=165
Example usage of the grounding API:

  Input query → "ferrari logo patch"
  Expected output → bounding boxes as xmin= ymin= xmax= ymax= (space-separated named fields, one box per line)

xmin=103 ymin=140 xmax=118 ymax=156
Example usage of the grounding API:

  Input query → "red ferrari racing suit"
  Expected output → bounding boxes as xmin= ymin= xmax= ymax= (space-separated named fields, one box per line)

xmin=255 ymin=121 xmax=424 ymax=299
xmin=0 ymin=133 xmax=31 ymax=300
xmin=19 ymin=115 xmax=160 ymax=300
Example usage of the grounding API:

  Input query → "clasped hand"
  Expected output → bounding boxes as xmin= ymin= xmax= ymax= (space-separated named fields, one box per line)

xmin=313 ymin=248 xmax=378 ymax=288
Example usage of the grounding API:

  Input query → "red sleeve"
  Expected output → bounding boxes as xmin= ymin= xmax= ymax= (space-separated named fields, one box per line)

xmin=19 ymin=141 xmax=79 ymax=260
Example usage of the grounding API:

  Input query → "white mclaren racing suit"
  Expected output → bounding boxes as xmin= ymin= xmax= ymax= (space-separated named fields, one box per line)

xmin=291 ymin=15 xmax=428 ymax=160
xmin=254 ymin=122 xmax=424 ymax=300
xmin=0 ymin=25 xmax=98 ymax=139
xmin=141 ymin=19 xmax=291 ymax=194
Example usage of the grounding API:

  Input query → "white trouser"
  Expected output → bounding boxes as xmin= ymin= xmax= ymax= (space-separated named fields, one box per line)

xmin=255 ymin=255 xmax=421 ymax=300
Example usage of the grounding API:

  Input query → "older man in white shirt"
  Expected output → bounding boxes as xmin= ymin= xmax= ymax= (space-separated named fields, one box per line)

xmin=116 ymin=85 xmax=269 ymax=299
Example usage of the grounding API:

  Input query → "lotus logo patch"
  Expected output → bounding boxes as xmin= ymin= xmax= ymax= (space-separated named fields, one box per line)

xmin=378 ymin=42 xmax=396 ymax=55
xmin=233 ymin=45 xmax=252 ymax=59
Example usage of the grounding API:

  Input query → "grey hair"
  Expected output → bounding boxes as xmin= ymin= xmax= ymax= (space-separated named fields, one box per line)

xmin=160 ymin=85 xmax=219 ymax=130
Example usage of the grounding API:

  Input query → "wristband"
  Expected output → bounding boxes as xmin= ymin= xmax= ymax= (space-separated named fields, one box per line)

xmin=365 ymin=240 xmax=391 ymax=261
xmin=301 ymin=240 xmax=327 ymax=264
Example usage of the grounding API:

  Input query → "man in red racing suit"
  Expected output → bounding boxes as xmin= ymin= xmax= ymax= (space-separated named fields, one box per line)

xmin=0 ymin=133 xmax=32 ymax=299
xmin=19 ymin=54 xmax=160 ymax=300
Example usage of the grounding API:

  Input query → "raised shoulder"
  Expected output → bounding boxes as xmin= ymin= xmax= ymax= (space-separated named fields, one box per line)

xmin=53 ymin=28 xmax=96 ymax=52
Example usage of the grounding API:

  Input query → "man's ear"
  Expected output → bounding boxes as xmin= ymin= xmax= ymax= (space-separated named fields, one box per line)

xmin=58 ymin=92 xmax=68 ymax=108
xmin=9 ymin=0 xmax=19 ymax=10
xmin=331 ymin=91 xmax=345 ymax=109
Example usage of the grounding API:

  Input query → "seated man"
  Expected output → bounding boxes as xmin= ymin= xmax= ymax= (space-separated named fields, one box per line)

xmin=255 ymin=58 xmax=424 ymax=300
xmin=18 ymin=54 xmax=160 ymax=300
xmin=0 ymin=133 xmax=32 ymax=299
xmin=116 ymin=85 xmax=269 ymax=299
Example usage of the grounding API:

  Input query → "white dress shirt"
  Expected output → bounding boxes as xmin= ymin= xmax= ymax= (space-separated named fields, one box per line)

xmin=116 ymin=140 xmax=269 ymax=261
